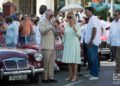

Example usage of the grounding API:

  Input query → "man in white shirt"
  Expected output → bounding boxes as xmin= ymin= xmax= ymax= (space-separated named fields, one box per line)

xmin=85 ymin=7 xmax=101 ymax=80
xmin=37 ymin=5 xmax=47 ymax=45
xmin=5 ymin=16 xmax=19 ymax=47
xmin=39 ymin=5 xmax=47 ymax=22
xmin=107 ymin=10 xmax=120 ymax=73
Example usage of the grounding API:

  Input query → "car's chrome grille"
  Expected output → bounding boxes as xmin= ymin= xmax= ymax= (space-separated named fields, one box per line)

xmin=5 ymin=61 xmax=17 ymax=69
xmin=18 ymin=60 xmax=27 ymax=68
xmin=4 ymin=58 xmax=28 ymax=70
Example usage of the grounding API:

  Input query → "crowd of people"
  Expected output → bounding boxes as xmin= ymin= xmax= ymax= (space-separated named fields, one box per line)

xmin=3 ymin=14 xmax=40 ymax=47
xmin=0 ymin=5 xmax=120 ymax=83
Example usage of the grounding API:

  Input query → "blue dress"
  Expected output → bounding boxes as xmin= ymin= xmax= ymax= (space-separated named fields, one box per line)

xmin=62 ymin=23 xmax=81 ymax=64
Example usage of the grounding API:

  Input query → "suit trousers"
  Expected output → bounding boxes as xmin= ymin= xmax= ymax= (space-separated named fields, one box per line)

xmin=42 ymin=49 xmax=56 ymax=80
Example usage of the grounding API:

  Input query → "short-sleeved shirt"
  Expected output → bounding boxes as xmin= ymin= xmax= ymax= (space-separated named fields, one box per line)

xmin=19 ymin=20 xmax=33 ymax=37
xmin=6 ymin=21 xmax=19 ymax=45
xmin=107 ymin=19 xmax=120 ymax=46
xmin=85 ymin=15 xmax=101 ymax=46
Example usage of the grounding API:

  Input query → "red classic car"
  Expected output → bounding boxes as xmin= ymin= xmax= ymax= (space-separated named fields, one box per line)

xmin=0 ymin=46 xmax=43 ymax=83
xmin=19 ymin=43 xmax=62 ymax=71
xmin=55 ymin=40 xmax=64 ymax=64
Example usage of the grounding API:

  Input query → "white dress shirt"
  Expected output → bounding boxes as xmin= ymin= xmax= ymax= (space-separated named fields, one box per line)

xmin=85 ymin=15 xmax=101 ymax=46
xmin=33 ymin=25 xmax=41 ymax=45
xmin=80 ymin=24 xmax=87 ymax=43
xmin=107 ymin=19 xmax=120 ymax=46
xmin=6 ymin=21 xmax=19 ymax=45
xmin=78 ymin=12 xmax=85 ymax=20
xmin=40 ymin=13 xmax=46 ymax=22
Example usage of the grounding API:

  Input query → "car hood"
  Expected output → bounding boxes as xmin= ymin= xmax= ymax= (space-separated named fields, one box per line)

xmin=0 ymin=48 xmax=28 ymax=60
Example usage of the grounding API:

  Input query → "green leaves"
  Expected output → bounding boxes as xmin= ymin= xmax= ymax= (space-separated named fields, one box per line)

xmin=85 ymin=0 xmax=91 ymax=2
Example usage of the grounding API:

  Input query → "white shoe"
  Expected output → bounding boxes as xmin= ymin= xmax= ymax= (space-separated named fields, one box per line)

xmin=85 ymin=74 xmax=92 ymax=77
xmin=89 ymin=76 xmax=99 ymax=80
xmin=65 ymin=78 xmax=71 ymax=81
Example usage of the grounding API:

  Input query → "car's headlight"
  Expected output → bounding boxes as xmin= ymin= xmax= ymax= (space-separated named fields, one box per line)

xmin=34 ymin=53 xmax=42 ymax=62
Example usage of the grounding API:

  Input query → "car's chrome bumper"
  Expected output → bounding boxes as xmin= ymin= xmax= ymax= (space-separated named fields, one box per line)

xmin=0 ymin=68 xmax=44 ymax=79
xmin=98 ymin=48 xmax=110 ymax=54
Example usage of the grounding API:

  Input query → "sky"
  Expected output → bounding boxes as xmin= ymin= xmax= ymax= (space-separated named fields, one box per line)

xmin=0 ymin=0 xmax=4 ymax=4
xmin=0 ymin=0 xmax=6 ymax=9
xmin=0 ymin=0 xmax=3 ymax=8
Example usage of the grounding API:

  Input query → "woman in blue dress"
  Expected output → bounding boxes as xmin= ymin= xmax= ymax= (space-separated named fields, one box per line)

xmin=62 ymin=12 xmax=81 ymax=81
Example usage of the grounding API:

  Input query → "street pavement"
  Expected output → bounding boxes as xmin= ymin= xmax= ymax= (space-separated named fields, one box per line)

xmin=1 ymin=61 xmax=116 ymax=86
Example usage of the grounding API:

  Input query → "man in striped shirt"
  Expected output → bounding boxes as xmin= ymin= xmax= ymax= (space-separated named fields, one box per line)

xmin=107 ymin=10 xmax=120 ymax=73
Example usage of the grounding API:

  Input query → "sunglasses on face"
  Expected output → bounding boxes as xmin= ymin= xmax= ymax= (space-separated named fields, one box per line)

xmin=67 ymin=16 xmax=72 ymax=19
xmin=50 ymin=15 xmax=54 ymax=18
xmin=113 ymin=14 xmax=117 ymax=17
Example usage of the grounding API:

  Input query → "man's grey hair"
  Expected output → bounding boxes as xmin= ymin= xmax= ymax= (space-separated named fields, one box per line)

xmin=45 ymin=9 xmax=53 ymax=15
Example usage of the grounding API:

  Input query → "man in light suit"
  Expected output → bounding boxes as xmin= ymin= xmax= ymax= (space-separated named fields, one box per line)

xmin=39 ymin=9 xmax=57 ymax=83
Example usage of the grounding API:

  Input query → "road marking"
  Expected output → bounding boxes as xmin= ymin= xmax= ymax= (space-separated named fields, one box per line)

xmin=64 ymin=80 xmax=83 ymax=86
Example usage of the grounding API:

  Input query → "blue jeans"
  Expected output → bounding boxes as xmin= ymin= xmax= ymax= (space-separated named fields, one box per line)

xmin=87 ymin=44 xmax=100 ymax=77
xmin=19 ymin=36 xmax=30 ymax=45
xmin=6 ymin=43 xmax=16 ymax=48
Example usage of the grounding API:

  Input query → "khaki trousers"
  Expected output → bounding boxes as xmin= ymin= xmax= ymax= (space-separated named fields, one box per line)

xmin=42 ymin=50 xmax=56 ymax=80
xmin=116 ymin=47 xmax=120 ymax=73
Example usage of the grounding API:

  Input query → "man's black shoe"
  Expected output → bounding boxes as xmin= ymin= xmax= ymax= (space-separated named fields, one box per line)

xmin=41 ymin=79 xmax=50 ymax=83
xmin=49 ymin=79 xmax=58 ymax=83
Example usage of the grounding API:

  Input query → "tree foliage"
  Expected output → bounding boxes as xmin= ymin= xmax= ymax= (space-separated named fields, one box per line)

xmin=94 ymin=7 xmax=108 ymax=20
xmin=114 ymin=0 xmax=120 ymax=4
xmin=85 ymin=0 xmax=91 ymax=2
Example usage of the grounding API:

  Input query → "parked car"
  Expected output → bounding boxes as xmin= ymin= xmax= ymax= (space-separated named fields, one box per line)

xmin=55 ymin=36 xmax=64 ymax=64
xmin=98 ymin=36 xmax=111 ymax=60
xmin=0 ymin=46 xmax=43 ymax=83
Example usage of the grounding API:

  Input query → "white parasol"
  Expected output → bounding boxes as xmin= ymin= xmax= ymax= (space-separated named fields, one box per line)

xmin=60 ymin=3 xmax=84 ymax=12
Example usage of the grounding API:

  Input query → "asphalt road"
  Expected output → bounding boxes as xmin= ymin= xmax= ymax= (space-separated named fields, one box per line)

xmin=1 ymin=61 xmax=116 ymax=86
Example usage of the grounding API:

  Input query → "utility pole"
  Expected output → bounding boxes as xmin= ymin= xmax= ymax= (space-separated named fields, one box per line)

xmin=110 ymin=0 xmax=114 ymax=17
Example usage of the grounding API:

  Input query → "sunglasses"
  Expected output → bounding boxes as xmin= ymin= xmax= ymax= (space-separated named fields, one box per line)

xmin=67 ymin=16 xmax=72 ymax=19
xmin=113 ymin=14 xmax=117 ymax=17
xmin=50 ymin=15 xmax=54 ymax=18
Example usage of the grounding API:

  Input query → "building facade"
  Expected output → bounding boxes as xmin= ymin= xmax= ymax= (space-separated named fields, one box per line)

xmin=3 ymin=0 xmax=81 ymax=16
